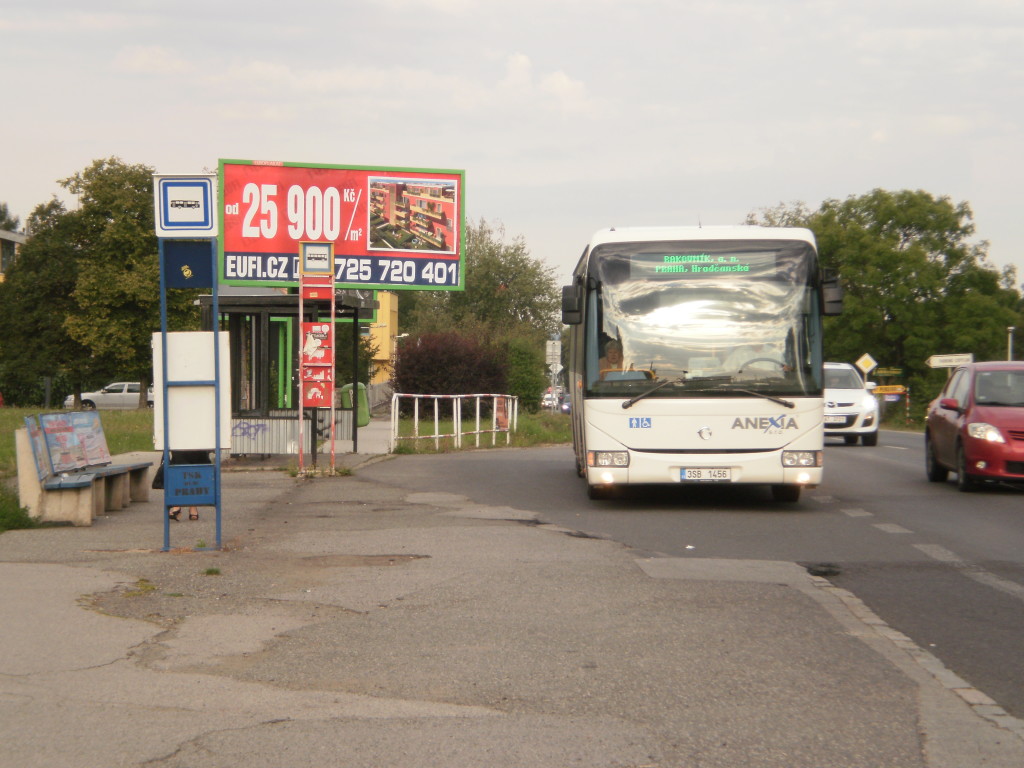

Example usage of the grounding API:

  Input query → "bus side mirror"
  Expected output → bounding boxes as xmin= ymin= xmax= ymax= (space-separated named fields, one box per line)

xmin=561 ymin=284 xmax=583 ymax=325
xmin=822 ymin=271 xmax=843 ymax=316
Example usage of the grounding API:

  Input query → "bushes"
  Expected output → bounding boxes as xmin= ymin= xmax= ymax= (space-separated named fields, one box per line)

xmin=392 ymin=332 xmax=505 ymax=402
xmin=503 ymin=336 xmax=546 ymax=412
xmin=0 ymin=483 xmax=37 ymax=534
xmin=392 ymin=330 xmax=552 ymax=413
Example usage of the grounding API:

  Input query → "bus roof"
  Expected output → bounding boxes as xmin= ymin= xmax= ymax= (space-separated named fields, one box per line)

xmin=587 ymin=226 xmax=816 ymax=248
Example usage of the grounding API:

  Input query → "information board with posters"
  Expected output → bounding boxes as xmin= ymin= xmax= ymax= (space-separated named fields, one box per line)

xmin=301 ymin=321 xmax=335 ymax=407
xmin=219 ymin=159 xmax=465 ymax=290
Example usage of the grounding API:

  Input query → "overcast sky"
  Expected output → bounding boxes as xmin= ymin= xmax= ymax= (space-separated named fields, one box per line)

xmin=3 ymin=0 xmax=1022 ymax=284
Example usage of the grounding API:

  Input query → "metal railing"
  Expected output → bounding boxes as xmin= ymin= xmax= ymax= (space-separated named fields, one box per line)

xmin=366 ymin=381 xmax=393 ymax=411
xmin=389 ymin=393 xmax=518 ymax=452
xmin=230 ymin=409 xmax=350 ymax=456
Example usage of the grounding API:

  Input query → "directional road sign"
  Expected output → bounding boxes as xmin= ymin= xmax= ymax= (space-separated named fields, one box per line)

xmin=546 ymin=340 xmax=562 ymax=366
xmin=927 ymin=353 xmax=973 ymax=368
xmin=873 ymin=385 xmax=906 ymax=395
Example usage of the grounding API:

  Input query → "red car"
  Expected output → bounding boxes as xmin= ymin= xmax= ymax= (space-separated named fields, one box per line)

xmin=925 ymin=361 xmax=1024 ymax=491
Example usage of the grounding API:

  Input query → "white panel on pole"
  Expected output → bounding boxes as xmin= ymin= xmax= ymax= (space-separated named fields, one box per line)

xmin=152 ymin=332 xmax=231 ymax=450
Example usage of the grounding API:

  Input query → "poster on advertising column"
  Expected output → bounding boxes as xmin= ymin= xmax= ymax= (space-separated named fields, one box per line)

xmin=218 ymin=159 xmax=465 ymax=291
xmin=301 ymin=321 xmax=334 ymax=408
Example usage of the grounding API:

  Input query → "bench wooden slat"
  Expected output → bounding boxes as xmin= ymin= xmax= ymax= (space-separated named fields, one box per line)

xmin=43 ymin=473 xmax=97 ymax=490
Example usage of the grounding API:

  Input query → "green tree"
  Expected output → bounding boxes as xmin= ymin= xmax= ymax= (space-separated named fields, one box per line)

xmin=59 ymin=158 xmax=200 ymax=405
xmin=333 ymin=324 xmax=379 ymax=386
xmin=749 ymin=189 xmax=1021 ymax=404
xmin=0 ymin=200 xmax=93 ymax=406
xmin=0 ymin=159 xmax=201 ymax=408
xmin=404 ymin=218 xmax=560 ymax=342
xmin=0 ymin=202 xmax=19 ymax=231
xmin=502 ymin=335 xmax=548 ymax=411
xmin=401 ymin=219 xmax=560 ymax=404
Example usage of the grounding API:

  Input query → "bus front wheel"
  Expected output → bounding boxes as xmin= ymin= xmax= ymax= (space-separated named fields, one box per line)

xmin=771 ymin=484 xmax=801 ymax=502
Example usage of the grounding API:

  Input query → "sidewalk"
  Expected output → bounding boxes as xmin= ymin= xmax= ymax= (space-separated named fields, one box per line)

xmin=2 ymin=438 xmax=1023 ymax=767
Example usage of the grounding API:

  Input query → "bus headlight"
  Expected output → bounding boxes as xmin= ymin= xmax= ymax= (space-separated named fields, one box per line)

xmin=588 ymin=450 xmax=629 ymax=468
xmin=782 ymin=451 xmax=822 ymax=468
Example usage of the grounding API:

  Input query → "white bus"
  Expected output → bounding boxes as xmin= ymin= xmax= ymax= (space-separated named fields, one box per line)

xmin=561 ymin=226 xmax=843 ymax=501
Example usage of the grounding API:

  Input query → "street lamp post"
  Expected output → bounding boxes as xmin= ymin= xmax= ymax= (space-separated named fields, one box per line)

xmin=1009 ymin=326 xmax=1016 ymax=361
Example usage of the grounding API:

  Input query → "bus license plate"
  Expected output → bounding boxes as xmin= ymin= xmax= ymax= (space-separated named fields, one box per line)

xmin=682 ymin=468 xmax=731 ymax=482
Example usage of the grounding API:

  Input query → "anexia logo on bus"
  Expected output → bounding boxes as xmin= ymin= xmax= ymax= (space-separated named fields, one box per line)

xmin=731 ymin=416 xmax=799 ymax=434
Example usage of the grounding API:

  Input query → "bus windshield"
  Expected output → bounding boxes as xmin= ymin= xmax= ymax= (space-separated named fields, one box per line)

xmin=584 ymin=238 xmax=824 ymax=398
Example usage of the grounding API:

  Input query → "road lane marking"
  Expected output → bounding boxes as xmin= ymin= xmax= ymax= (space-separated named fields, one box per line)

xmin=914 ymin=543 xmax=1024 ymax=603
xmin=913 ymin=544 xmax=962 ymax=563
xmin=842 ymin=508 xmax=873 ymax=517
xmin=873 ymin=523 xmax=913 ymax=534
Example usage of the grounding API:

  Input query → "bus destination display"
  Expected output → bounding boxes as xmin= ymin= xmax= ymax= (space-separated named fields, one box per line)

xmin=629 ymin=250 xmax=778 ymax=280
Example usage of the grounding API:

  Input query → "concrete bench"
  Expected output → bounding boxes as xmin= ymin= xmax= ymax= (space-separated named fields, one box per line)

xmin=15 ymin=423 xmax=154 ymax=527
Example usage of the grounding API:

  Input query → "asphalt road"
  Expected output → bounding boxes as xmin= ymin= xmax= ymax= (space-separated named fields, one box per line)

xmin=360 ymin=430 xmax=1024 ymax=720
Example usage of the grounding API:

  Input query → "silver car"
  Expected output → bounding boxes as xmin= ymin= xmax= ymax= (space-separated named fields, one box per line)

xmin=823 ymin=362 xmax=879 ymax=446
xmin=64 ymin=382 xmax=153 ymax=410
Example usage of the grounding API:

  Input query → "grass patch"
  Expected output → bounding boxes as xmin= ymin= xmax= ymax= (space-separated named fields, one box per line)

xmin=0 ymin=483 xmax=38 ymax=534
xmin=0 ymin=407 xmax=156 ymax=480
xmin=124 ymin=578 xmax=158 ymax=597
xmin=393 ymin=409 xmax=571 ymax=454
xmin=1 ymin=407 xmax=155 ymax=532
xmin=203 ymin=567 xmax=221 ymax=576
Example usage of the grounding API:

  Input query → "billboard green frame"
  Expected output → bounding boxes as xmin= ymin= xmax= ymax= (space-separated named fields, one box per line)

xmin=218 ymin=158 xmax=465 ymax=292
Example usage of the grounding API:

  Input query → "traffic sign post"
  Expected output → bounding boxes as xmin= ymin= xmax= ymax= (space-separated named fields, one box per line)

xmin=152 ymin=171 xmax=227 ymax=551
xmin=545 ymin=340 xmax=562 ymax=410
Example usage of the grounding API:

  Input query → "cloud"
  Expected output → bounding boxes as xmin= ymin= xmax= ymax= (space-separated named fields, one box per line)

xmin=539 ymin=70 xmax=591 ymax=113
xmin=378 ymin=0 xmax=476 ymax=11
xmin=496 ymin=53 xmax=595 ymax=115
xmin=197 ymin=51 xmax=595 ymax=123
xmin=500 ymin=53 xmax=534 ymax=92
xmin=112 ymin=45 xmax=193 ymax=75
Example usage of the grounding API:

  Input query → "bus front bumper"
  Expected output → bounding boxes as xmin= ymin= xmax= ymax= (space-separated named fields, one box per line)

xmin=586 ymin=449 xmax=822 ymax=488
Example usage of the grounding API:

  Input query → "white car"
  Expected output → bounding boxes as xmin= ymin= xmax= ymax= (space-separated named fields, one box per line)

xmin=823 ymin=362 xmax=879 ymax=446
xmin=64 ymin=382 xmax=153 ymax=410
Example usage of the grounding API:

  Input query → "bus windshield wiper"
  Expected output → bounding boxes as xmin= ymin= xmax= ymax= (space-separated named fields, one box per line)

xmin=622 ymin=377 xmax=684 ymax=409
xmin=620 ymin=377 xmax=795 ymax=410
xmin=734 ymin=388 xmax=795 ymax=409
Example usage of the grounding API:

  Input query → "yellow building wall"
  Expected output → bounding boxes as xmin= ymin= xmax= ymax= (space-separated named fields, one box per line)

xmin=368 ymin=291 xmax=400 ymax=385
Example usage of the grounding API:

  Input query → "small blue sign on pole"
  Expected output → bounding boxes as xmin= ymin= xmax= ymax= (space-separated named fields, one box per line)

xmin=163 ymin=240 xmax=215 ymax=289
xmin=165 ymin=464 xmax=217 ymax=506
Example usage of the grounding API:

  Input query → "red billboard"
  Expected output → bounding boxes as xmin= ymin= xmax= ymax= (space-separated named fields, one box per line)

xmin=219 ymin=159 xmax=465 ymax=290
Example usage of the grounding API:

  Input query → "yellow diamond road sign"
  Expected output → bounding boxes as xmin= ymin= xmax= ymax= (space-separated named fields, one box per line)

xmin=855 ymin=353 xmax=877 ymax=376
